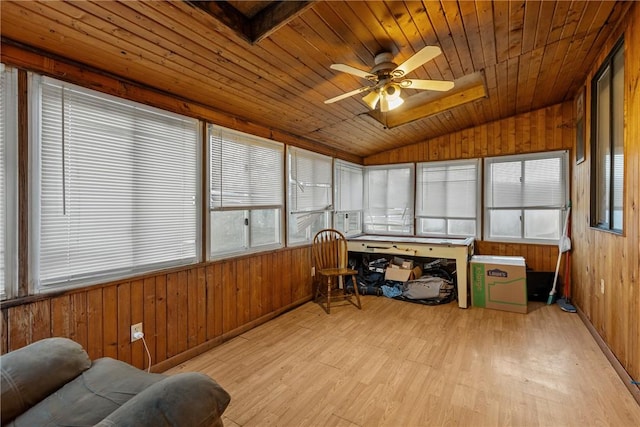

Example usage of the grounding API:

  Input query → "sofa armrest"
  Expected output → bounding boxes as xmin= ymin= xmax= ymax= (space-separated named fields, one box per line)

xmin=0 ymin=337 xmax=92 ymax=424
xmin=95 ymin=372 xmax=231 ymax=427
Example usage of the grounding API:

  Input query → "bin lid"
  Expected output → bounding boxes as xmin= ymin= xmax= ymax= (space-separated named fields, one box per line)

xmin=470 ymin=255 xmax=525 ymax=266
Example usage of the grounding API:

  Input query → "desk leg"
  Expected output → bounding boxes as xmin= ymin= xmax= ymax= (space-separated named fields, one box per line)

xmin=455 ymin=255 xmax=468 ymax=308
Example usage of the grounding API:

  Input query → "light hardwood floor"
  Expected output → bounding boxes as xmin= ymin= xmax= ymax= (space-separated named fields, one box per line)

xmin=166 ymin=296 xmax=640 ymax=426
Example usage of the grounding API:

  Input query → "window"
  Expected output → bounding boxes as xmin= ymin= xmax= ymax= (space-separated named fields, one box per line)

xmin=334 ymin=160 xmax=363 ymax=236
xmin=364 ymin=163 xmax=414 ymax=235
xmin=1 ymin=64 xmax=18 ymax=300
xmin=484 ymin=151 xmax=569 ymax=243
xmin=591 ymin=38 xmax=624 ymax=232
xmin=416 ymin=159 xmax=480 ymax=238
xmin=31 ymin=75 xmax=200 ymax=291
xmin=209 ymin=125 xmax=283 ymax=257
xmin=287 ymin=147 xmax=332 ymax=245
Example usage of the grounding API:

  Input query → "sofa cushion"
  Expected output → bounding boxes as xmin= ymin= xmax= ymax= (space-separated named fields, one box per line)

xmin=8 ymin=357 xmax=167 ymax=427
xmin=0 ymin=337 xmax=92 ymax=424
xmin=96 ymin=372 xmax=231 ymax=427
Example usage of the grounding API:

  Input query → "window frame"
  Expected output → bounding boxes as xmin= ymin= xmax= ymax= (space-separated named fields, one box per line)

xmin=590 ymin=37 xmax=624 ymax=233
xmin=415 ymin=158 xmax=481 ymax=239
xmin=363 ymin=163 xmax=415 ymax=236
xmin=1 ymin=64 xmax=18 ymax=300
xmin=29 ymin=74 xmax=202 ymax=293
xmin=484 ymin=150 xmax=569 ymax=244
xmin=334 ymin=160 xmax=364 ymax=237
xmin=207 ymin=124 xmax=284 ymax=259
xmin=287 ymin=146 xmax=333 ymax=246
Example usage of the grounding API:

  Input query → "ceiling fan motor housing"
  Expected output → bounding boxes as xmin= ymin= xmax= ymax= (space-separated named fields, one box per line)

xmin=371 ymin=52 xmax=399 ymax=77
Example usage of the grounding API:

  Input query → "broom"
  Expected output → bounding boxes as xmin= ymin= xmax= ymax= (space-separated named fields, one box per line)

xmin=557 ymin=211 xmax=577 ymax=312
xmin=547 ymin=204 xmax=571 ymax=304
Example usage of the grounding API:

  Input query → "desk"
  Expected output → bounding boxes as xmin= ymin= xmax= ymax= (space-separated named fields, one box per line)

xmin=347 ymin=235 xmax=475 ymax=308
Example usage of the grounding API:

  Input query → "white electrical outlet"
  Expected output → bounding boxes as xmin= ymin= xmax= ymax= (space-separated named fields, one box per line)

xmin=311 ymin=266 xmax=315 ymax=277
xmin=600 ymin=279 xmax=605 ymax=294
xmin=131 ymin=322 xmax=143 ymax=342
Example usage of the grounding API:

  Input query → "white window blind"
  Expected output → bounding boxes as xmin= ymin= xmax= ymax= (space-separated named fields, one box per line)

xmin=364 ymin=163 xmax=414 ymax=235
xmin=416 ymin=159 xmax=480 ymax=238
xmin=334 ymin=160 xmax=363 ymax=236
xmin=288 ymin=146 xmax=332 ymax=245
xmin=484 ymin=150 xmax=568 ymax=243
xmin=1 ymin=64 xmax=18 ymax=300
xmin=33 ymin=76 xmax=200 ymax=290
xmin=209 ymin=125 xmax=283 ymax=257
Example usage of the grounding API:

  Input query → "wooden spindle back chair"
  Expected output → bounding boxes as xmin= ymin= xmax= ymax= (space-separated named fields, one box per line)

xmin=312 ymin=229 xmax=362 ymax=314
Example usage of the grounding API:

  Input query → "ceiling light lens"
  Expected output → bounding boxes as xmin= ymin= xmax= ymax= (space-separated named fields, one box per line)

xmin=379 ymin=83 xmax=404 ymax=112
xmin=380 ymin=94 xmax=404 ymax=112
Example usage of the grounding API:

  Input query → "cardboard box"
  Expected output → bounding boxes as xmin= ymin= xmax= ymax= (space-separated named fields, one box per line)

xmin=385 ymin=264 xmax=423 ymax=283
xmin=392 ymin=256 xmax=414 ymax=270
xmin=470 ymin=255 xmax=528 ymax=313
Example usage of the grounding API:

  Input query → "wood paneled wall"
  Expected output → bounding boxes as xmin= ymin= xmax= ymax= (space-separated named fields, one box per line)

xmin=571 ymin=3 xmax=640 ymax=381
xmin=0 ymin=45 xmax=324 ymax=369
xmin=365 ymin=101 xmax=573 ymax=274
xmin=365 ymin=101 xmax=573 ymax=166
xmin=475 ymin=241 xmax=560 ymax=273
xmin=364 ymin=3 xmax=640 ymax=382
xmin=3 ymin=8 xmax=637 ymax=381
xmin=1 ymin=247 xmax=313 ymax=371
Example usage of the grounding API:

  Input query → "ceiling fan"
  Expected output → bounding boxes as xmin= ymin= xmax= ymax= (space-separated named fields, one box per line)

xmin=324 ymin=46 xmax=454 ymax=112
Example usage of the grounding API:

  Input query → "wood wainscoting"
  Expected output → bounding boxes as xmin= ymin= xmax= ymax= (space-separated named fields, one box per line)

xmin=0 ymin=246 xmax=313 ymax=371
xmin=475 ymin=241 xmax=560 ymax=273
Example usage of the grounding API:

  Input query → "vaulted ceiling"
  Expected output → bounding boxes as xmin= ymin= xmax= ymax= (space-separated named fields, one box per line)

xmin=0 ymin=1 xmax=629 ymax=159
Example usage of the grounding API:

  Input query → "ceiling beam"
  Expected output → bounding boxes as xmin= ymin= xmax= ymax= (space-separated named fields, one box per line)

xmin=251 ymin=1 xmax=317 ymax=43
xmin=368 ymin=72 xmax=488 ymax=128
xmin=185 ymin=1 xmax=251 ymax=43
xmin=185 ymin=1 xmax=315 ymax=44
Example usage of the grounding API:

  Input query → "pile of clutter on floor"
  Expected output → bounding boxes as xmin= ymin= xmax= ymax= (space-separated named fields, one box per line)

xmin=347 ymin=256 xmax=457 ymax=306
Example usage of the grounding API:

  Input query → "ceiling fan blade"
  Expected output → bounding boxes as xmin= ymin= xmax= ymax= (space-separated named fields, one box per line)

xmin=392 ymin=45 xmax=442 ymax=77
xmin=362 ymin=91 xmax=381 ymax=110
xmin=330 ymin=63 xmax=376 ymax=80
xmin=324 ymin=86 xmax=373 ymax=104
xmin=402 ymin=79 xmax=455 ymax=91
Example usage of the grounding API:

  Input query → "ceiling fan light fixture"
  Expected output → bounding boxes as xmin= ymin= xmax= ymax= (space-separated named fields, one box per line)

xmin=379 ymin=84 xmax=404 ymax=112
xmin=325 ymin=44 xmax=453 ymax=111
xmin=362 ymin=90 xmax=381 ymax=109
xmin=380 ymin=93 xmax=404 ymax=112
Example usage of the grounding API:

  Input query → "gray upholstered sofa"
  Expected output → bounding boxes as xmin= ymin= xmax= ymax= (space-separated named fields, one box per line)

xmin=0 ymin=337 xmax=230 ymax=426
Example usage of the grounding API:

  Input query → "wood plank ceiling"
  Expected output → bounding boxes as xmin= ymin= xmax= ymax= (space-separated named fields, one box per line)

xmin=0 ymin=1 xmax=628 ymax=159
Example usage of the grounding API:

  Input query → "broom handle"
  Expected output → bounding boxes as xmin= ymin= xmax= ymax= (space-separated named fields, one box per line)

xmin=563 ymin=209 xmax=572 ymax=298
xmin=549 ymin=206 xmax=571 ymax=299
xmin=550 ymin=249 xmax=562 ymax=296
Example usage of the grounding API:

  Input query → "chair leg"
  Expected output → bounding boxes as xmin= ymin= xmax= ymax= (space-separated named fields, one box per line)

xmin=314 ymin=275 xmax=321 ymax=302
xmin=326 ymin=277 xmax=332 ymax=314
xmin=351 ymin=274 xmax=362 ymax=309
